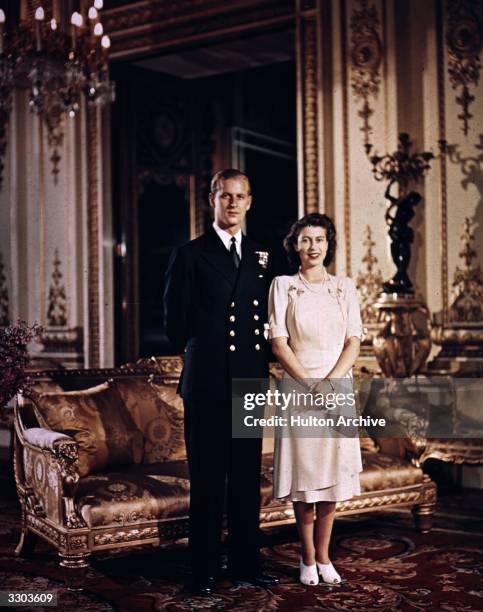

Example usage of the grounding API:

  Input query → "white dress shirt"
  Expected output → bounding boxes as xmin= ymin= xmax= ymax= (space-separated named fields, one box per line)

xmin=212 ymin=222 xmax=242 ymax=259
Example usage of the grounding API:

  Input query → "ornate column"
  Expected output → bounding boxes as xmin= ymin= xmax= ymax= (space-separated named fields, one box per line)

xmin=296 ymin=0 xmax=328 ymax=215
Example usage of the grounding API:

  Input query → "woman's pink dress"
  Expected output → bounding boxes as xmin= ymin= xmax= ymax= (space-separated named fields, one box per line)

xmin=268 ymin=272 xmax=364 ymax=502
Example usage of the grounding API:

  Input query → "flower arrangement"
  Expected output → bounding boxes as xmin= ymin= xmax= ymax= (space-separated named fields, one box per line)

xmin=0 ymin=320 xmax=43 ymax=410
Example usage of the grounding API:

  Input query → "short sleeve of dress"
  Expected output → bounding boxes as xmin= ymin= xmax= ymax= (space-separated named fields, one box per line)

xmin=267 ymin=276 xmax=289 ymax=340
xmin=345 ymin=277 xmax=365 ymax=341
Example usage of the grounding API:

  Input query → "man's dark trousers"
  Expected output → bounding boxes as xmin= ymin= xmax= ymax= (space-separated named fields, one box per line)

xmin=184 ymin=399 xmax=263 ymax=576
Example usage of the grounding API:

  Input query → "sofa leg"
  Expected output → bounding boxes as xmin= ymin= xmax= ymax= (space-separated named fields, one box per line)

xmin=412 ymin=503 xmax=434 ymax=533
xmin=58 ymin=553 xmax=91 ymax=590
xmin=15 ymin=527 xmax=39 ymax=557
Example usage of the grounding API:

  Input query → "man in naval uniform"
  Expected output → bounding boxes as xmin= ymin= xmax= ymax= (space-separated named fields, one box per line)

xmin=164 ymin=169 xmax=278 ymax=594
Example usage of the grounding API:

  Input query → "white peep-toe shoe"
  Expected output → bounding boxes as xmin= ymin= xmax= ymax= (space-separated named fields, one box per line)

xmin=299 ymin=558 xmax=319 ymax=585
xmin=316 ymin=561 xmax=341 ymax=584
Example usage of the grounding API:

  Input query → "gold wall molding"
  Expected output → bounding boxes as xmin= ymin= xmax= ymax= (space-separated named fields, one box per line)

xmin=296 ymin=2 xmax=320 ymax=214
xmin=381 ymin=0 xmax=389 ymax=152
xmin=445 ymin=0 xmax=482 ymax=136
xmin=437 ymin=0 xmax=450 ymax=325
xmin=0 ymin=251 xmax=10 ymax=326
xmin=44 ymin=110 xmax=65 ymax=185
xmin=41 ymin=248 xmax=83 ymax=367
xmin=87 ymin=105 xmax=100 ymax=368
xmin=450 ymin=218 xmax=483 ymax=323
xmin=39 ymin=119 xmax=46 ymax=329
xmin=355 ymin=225 xmax=384 ymax=324
xmin=349 ymin=0 xmax=383 ymax=154
xmin=340 ymin=0 xmax=351 ymax=274
xmin=46 ymin=248 xmax=67 ymax=327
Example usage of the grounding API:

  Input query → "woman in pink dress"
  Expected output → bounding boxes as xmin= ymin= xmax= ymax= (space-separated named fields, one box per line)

xmin=267 ymin=213 xmax=364 ymax=586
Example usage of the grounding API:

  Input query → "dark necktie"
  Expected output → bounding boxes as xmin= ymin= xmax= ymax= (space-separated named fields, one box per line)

xmin=230 ymin=236 xmax=240 ymax=269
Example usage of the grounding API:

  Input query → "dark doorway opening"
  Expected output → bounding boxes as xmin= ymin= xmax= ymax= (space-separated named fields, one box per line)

xmin=111 ymin=30 xmax=297 ymax=364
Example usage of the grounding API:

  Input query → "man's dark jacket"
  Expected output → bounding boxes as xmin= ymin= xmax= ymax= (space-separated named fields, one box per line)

xmin=164 ymin=227 xmax=273 ymax=401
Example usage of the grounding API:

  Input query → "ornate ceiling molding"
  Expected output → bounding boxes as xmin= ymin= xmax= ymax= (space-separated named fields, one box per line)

xmin=445 ymin=0 xmax=482 ymax=136
xmin=103 ymin=0 xmax=296 ymax=60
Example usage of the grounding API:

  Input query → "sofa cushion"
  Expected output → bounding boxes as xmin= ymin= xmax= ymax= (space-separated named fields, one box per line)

xmin=114 ymin=378 xmax=186 ymax=463
xmin=75 ymin=467 xmax=190 ymax=528
xmin=75 ymin=448 xmax=425 ymax=528
xmin=149 ymin=381 xmax=186 ymax=461
xmin=150 ymin=453 xmax=423 ymax=509
xmin=32 ymin=381 xmax=144 ymax=477
xmin=127 ymin=459 xmax=189 ymax=480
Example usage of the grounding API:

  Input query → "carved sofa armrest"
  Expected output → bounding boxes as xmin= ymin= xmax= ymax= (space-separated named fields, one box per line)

xmin=14 ymin=410 xmax=83 ymax=528
xmin=356 ymin=379 xmax=429 ymax=464
xmin=374 ymin=434 xmax=427 ymax=467
xmin=23 ymin=427 xmax=71 ymax=450
xmin=372 ymin=408 xmax=429 ymax=466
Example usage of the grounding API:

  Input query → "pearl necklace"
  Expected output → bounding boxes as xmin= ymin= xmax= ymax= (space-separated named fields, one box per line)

xmin=297 ymin=268 xmax=329 ymax=293
xmin=297 ymin=268 xmax=347 ymax=322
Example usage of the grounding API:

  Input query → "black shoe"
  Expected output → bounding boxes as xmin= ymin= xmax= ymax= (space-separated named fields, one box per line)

xmin=190 ymin=575 xmax=216 ymax=595
xmin=230 ymin=572 xmax=279 ymax=587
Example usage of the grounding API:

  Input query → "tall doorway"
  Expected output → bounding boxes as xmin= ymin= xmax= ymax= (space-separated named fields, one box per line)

xmin=111 ymin=29 xmax=297 ymax=364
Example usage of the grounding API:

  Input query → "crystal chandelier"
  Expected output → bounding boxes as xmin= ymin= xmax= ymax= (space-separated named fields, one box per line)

xmin=0 ymin=1 xmax=115 ymax=186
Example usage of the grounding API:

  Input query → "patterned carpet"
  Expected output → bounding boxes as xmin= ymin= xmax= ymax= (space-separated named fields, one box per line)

xmin=1 ymin=483 xmax=482 ymax=611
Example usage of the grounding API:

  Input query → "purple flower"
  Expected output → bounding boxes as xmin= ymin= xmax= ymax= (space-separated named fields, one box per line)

xmin=0 ymin=319 xmax=43 ymax=409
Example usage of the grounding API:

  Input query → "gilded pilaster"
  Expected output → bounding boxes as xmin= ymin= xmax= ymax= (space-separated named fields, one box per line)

xmin=296 ymin=0 xmax=322 ymax=215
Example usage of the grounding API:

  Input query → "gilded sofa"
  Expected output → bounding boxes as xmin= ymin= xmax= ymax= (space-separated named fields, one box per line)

xmin=13 ymin=358 xmax=437 ymax=587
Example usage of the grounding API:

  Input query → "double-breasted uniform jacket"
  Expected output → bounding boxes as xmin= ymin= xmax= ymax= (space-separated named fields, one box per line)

xmin=164 ymin=227 xmax=273 ymax=402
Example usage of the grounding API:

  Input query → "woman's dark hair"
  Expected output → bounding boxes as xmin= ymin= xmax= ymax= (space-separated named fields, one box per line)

xmin=283 ymin=213 xmax=337 ymax=271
